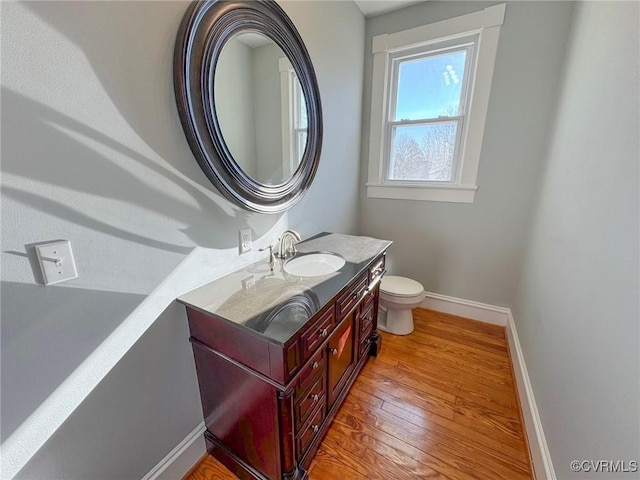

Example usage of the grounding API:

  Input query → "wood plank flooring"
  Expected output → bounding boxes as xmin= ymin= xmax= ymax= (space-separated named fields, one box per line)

xmin=184 ymin=308 xmax=534 ymax=480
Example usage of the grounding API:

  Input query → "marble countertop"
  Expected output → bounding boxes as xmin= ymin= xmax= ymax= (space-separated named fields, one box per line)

xmin=177 ymin=232 xmax=391 ymax=345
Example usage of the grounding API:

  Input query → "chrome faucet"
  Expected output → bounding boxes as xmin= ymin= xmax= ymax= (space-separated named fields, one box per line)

xmin=277 ymin=230 xmax=301 ymax=258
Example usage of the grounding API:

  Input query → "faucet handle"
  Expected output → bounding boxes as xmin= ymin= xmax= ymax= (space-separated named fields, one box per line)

xmin=259 ymin=244 xmax=276 ymax=258
xmin=259 ymin=244 xmax=277 ymax=271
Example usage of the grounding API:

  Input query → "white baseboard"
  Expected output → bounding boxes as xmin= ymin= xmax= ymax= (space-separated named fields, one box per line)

xmin=505 ymin=311 xmax=556 ymax=480
xmin=419 ymin=292 xmax=555 ymax=480
xmin=142 ymin=422 xmax=206 ymax=480
xmin=421 ymin=291 xmax=509 ymax=326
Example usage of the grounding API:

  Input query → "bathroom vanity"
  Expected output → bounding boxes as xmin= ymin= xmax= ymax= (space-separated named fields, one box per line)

xmin=178 ymin=233 xmax=390 ymax=480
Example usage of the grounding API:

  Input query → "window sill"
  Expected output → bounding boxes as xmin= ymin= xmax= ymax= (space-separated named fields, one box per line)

xmin=366 ymin=183 xmax=477 ymax=203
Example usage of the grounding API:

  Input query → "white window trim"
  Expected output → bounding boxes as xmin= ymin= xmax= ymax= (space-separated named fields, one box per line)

xmin=366 ymin=3 xmax=506 ymax=203
xmin=279 ymin=57 xmax=296 ymax=179
xmin=280 ymin=57 xmax=307 ymax=179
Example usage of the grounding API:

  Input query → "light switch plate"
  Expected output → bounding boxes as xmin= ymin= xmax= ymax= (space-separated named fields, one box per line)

xmin=35 ymin=240 xmax=78 ymax=285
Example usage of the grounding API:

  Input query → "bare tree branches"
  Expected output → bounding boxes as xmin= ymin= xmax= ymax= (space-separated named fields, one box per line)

xmin=390 ymin=121 xmax=456 ymax=181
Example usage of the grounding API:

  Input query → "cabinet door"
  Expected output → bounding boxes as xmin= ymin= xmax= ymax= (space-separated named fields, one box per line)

xmin=327 ymin=312 xmax=355 ymax=409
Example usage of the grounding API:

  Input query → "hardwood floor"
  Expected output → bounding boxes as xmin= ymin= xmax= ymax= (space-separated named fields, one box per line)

xmin=184 ymin=308 xmax=534 ymax=480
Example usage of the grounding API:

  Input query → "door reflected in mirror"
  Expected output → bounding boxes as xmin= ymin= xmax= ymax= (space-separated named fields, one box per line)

xmin=214 ymin=31 xmax=308 ymax=186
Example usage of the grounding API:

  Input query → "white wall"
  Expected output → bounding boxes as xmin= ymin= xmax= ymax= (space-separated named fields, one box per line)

xmin=0 ymin=1 xmax=364 ymax=478
xmin=512 ymin=2 xmax=640 ymax=478
xmin=359 ymin=1 xmax=575 ymax=306
xmin=283 ymin=0 xmax=365 ymax=233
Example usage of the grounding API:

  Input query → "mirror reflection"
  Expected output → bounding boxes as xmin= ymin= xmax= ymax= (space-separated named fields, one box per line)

xmin=215 ymin=31 xmax=308 ymax=186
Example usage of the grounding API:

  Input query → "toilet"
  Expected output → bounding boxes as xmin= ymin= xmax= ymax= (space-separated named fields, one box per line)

xmin=378 ymin=276 xmax=425 ymax=335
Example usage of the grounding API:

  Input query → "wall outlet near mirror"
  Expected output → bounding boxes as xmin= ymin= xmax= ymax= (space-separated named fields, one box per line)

xmin=239 ymin=229 xmax=252 ymax=254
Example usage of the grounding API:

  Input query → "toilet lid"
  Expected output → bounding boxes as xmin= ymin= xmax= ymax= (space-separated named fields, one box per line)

xmin=381 ymin=276 xmax=424 ymax=297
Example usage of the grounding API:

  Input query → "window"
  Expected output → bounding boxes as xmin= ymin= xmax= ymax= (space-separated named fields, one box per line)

xmin=387 ymin=37 xmax=475 ymax=183
xmin=367 ymin=4 xmax=506 ymax=203
xmin=280 ymin=58 xmax=308 ymax=178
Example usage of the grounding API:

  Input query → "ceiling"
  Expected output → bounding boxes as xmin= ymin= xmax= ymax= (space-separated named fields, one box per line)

xmin=354 ymin=0 xmax=426 ymax=17
xmin=235 ymin=1 xmax=426 ymax=49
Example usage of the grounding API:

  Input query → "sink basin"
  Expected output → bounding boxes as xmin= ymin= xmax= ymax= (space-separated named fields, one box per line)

xmin=284 ymin=252 xmax=345 ymax=277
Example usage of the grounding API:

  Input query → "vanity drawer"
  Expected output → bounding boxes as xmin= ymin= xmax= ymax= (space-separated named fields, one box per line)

xmin=294 ymin=372 xmax=325 ymax=431
xmin=300 ymin=307 xmax=334 ymax=361
xmin=359 ymin=336 xmax=372 ymax=358
xmin=296 ymin=402 xmax=326 ymax=460
xmin=369 ymin=254 xmax=385 ymax=284
xmin=336 ymin=273 xmax=368 ymax=319
xmin=359 ymin=304 xmax=374 ymax=343
xmin=362 ymin=285 xmax=376 ymax=310
xmin=295 ymin=348 xmax=325 ymax=402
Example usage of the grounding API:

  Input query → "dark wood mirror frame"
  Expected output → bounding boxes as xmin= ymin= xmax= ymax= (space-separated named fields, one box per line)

xmin=174 ymin=0 xmax=323 ymax=214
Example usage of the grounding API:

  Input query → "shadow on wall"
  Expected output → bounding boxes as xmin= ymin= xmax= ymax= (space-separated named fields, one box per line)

xmin=1 ymin=87 xmax=283 ymax=251
xmin=23 ymin=1 xmax=192 ymax=181
xmin=12 ymin=300 xmax=203 ymax=480
xmin=0 ymin=281 xmax=144 ymax=441
xmin=1 ymin=1 xmax=291 ymax=476
xmin=4 ymin=0 xmax=285 ymax=251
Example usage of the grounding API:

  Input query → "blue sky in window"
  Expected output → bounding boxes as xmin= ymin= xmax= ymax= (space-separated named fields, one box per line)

xmin=395 ymin=50 xmax=466 ymax=121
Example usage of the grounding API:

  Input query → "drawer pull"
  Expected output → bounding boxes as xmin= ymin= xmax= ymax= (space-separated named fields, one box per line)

xmin=311 ymin=425 xmax=319 ymax=433
xmin=351 ymin=291 xmax=358 ymax=299
xmin=330 ymin=348 xmax=338 ymax=356
xmin=310 ymin=393 xmax=320 ymax=402
xmin=312 ymin=361 xmax=319 ymax=370
xmin=319 ymin=328 xmax=328 ymax=338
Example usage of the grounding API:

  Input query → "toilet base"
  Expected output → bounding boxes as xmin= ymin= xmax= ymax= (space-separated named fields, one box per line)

xmin=378 ymin=305 xmax=414 ymax=335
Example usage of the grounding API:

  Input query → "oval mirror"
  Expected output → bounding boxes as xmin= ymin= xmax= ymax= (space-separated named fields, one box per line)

xmin=174 ymin=0 xmax=322 ymax=214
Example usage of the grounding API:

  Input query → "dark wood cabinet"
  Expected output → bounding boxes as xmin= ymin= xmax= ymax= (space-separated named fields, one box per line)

xmin=327 ymin=310 xmax=355 ymax=409
xmin=185 ymin=253 xmax=386 ymax=480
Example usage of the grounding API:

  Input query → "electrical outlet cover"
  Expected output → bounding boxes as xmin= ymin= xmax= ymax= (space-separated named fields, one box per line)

xmin=241 ymin=275 xmax=255 ymax=290
xmin=239 ymin=228 xmax=252 ymax=254
xmin=35 ymin=240 xmax=78 ymax=285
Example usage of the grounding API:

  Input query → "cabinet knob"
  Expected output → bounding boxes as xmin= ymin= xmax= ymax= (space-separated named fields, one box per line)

xmin=310 ymin=393 xmax=320 ymax=402
xmin=319 ymin=328 xmax=328 ymax=338
xmin=312 ymin=361 xmax=319 ymax=370
xmin=311 ymin=425 xmax=319 ymax=433
xmin=330 ymin=348 xmax=338 ymax=356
